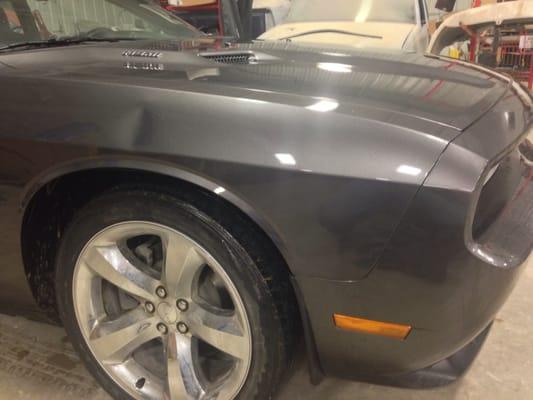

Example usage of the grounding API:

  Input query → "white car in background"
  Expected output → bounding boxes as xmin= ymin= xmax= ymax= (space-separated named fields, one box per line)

xmin=254 ymin=0 xmax=291 ymax=26
xmin=428 ymin=0 xmax=533 ymax=56
xmin=259 ymin=0 xmax=433 ymax=52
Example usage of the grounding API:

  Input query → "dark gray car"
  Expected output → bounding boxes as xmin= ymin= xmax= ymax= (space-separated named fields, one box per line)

xmin=0 ymin=1 xmax=532 ymax=399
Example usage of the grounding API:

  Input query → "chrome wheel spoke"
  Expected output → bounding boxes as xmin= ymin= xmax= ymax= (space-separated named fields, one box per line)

xmin=188 ymin=303 xmax=248 ymax=360
xmin=93 ymin=306 xmax=147 ymax=335
xmin=90 ymin=313 xmax=160 ymax=364
xmin=163 ymin=234 xmax=205 ymax=299
xmin=165 ymin=333 xmax=205 ymax=400
xmin=74 ymin=222 xmax=252 ymax=400
xmin=85 ymin=245 xmax=160 ymax=301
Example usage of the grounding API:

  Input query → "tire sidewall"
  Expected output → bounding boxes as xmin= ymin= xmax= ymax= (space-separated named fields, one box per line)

xmin=55 ymin=191 xmax=284 ymax=400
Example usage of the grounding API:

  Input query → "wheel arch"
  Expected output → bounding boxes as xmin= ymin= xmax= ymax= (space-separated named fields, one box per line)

xmin=22 ymin=156 xmax=288 ymax=253
xmin=20 ymin=157 xmax=295 ymax=318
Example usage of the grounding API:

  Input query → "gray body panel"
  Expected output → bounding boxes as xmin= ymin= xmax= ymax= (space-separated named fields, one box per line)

xmin=0 ymin=38 xmax=531 ymax=381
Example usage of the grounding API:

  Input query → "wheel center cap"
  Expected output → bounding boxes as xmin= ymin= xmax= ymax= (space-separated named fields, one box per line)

xmin=157 ymin=302 xmax=178 ymax=324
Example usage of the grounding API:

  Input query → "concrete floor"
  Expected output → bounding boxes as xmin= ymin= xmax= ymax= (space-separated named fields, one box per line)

xmin=0 ymin=257 xmax=531 ymax=400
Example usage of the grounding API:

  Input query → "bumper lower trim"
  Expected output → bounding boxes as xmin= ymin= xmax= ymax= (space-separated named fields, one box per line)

xmin=364 ymin=322 xmax=493 ymax=389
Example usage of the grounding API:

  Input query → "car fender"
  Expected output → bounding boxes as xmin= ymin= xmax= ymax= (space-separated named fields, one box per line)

xmin=20 ymin=155 xmax=292 ymax=269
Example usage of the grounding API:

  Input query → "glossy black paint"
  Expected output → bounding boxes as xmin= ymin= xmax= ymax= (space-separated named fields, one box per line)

xmin=0 ymin=38 xmax=531 ymax=381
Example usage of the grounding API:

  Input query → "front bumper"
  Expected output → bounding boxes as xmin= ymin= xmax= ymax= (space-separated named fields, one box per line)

xmin=297 ymin=97 xmax=533 ymax=382
xmin=368 ymin=322 xmax=493 ymax=389
xmin=297 ymin=252 xmax=529 ymax=382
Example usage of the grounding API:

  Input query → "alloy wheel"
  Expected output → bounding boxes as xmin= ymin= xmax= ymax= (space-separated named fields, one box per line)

xmin=72 ymin=221 xmax=252 ymax=400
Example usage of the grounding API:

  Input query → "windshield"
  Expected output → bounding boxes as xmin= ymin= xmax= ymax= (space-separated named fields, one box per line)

xmin=285 ymin=0 xmax=417 ymax=25
xmin=0 ymin=0 xmax=201 ymax=48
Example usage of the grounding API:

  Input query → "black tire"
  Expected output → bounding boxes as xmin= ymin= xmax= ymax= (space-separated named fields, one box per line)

xmin=55 ymin=188 xmax=290 ymax=400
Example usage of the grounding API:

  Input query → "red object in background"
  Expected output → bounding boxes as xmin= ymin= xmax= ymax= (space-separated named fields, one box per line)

xmin=162 ymin=0 xmax=219 ymax=11
xmin=529 ymin=53 xmax=533 ymax=89
xmin=160 ymin=0 xmax=224 ymax=35
xmin=33 ymin=10 xmax=52 ymax=39
xmin=470 ymin=34 xmax=477 ymax=62
xmin=464 ymin=0 xmax=533 ymax=89
xmin=500 ymin=42 xmax=533 ymax=89
xmin=468 ymin=0 xmax=481 ymax=62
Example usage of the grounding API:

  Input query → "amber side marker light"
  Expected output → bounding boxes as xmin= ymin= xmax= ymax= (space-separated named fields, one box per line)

xmin=333 ymin=314 xmax=412 ymax=340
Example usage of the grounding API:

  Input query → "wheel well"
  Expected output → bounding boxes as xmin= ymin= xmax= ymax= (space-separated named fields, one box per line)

xmin=22 ymin=168 xmax=298 ymax=328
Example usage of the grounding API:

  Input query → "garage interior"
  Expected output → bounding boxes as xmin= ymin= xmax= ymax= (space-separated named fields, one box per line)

xmin=0 ymin=0 xmax=532 ymax=399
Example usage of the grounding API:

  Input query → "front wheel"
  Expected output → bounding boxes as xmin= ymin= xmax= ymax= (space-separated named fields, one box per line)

xmin=55 ymin=189 xmax=290 ymax=400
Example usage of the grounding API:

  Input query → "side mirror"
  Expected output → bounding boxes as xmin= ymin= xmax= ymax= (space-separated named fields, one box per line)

xmin=435 ymin=0 xmax=457 ymax=12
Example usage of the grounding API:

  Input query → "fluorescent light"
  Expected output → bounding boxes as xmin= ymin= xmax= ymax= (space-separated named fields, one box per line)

xmin=275 ymin=153 xmax=297 ymax=166
xmin=322 ymin=52 xmax=349 ymax=57
xmin=239 ymin=98 xmax=267 ymax=104
xmin=306 ymin=99 xmax=339 ymax=113
xmin=397 ymin=165 xmax=422 ymax=176
xmin=214 ymin=187 xmax=226 ymax=195
xmin=317 ymin=62 xmax=352 ymax=73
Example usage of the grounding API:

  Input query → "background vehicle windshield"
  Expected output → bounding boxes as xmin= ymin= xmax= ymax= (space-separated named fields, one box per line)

xmin=285 ymin=0 xmax=417 ymax=25
xmin=0 ymin=0 xmax=201 ymax=46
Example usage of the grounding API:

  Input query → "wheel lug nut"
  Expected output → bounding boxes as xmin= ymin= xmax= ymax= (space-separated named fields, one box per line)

xmin=156 ymin=286 xmax=167 ymax=298
xmin=176 ymin=299 xmax=189 ymax=312
xmin=145 ymin=302 xmax=155 ymax=313
xmin=177 ymin=322 xmax=189 ymax=334
xmin=157 ymin=323 xmax=168 ymax=335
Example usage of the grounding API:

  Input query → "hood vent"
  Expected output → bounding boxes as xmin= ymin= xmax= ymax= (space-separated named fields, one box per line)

xmin=199 ymin=51 xmax=258 ymax=65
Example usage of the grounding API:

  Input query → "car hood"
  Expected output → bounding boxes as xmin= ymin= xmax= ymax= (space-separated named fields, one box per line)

xmin=0 ymin=38 xmax=513 ymax=135
xmin=259 ymin=22 xmax=416 ymax=50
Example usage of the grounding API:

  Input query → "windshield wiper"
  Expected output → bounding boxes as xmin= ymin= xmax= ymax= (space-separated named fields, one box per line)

xmin=0 ymin=36 xmax=138 ymax=52
xmin=278 ymin=29 xmax=383 ymax=41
